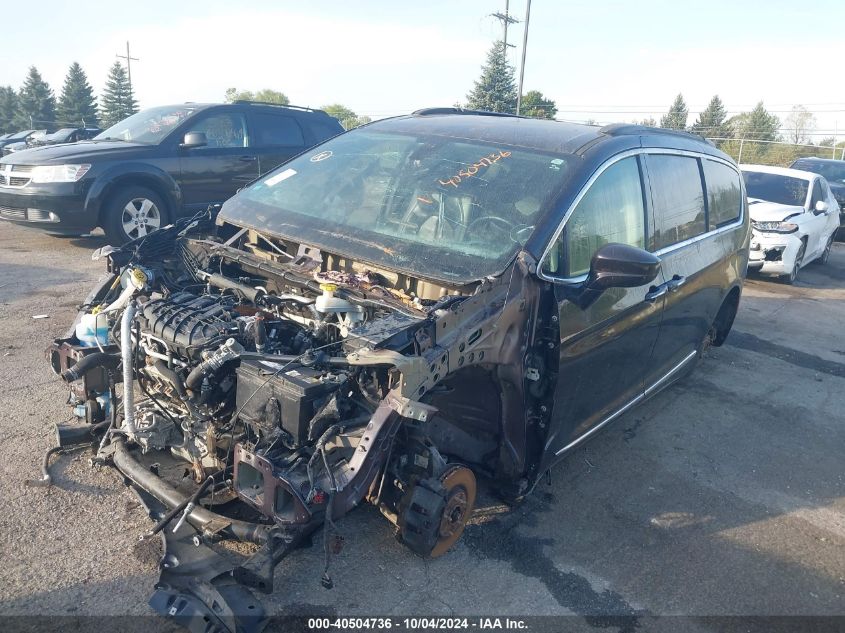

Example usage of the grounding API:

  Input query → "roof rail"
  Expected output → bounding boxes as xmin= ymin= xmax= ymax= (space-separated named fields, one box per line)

xmin=413 ymin=107 xmax=522 ymax=119
xmin=232 ymin=100 xmax=326 ymax=114
xmin=600 ymin=123 xmax=706 ymax=142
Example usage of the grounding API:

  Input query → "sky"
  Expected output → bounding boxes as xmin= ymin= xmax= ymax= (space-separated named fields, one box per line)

xmin=4 ymin=0 xmax=845 ymax=140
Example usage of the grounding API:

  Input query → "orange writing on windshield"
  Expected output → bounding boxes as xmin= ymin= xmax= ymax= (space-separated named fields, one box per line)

xmin=437 ymin=150 xmax=512 ymax=188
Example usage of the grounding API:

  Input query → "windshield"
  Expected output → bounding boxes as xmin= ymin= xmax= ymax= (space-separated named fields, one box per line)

xmin=795 ymin=161 xmax=845 ymax=184
xmin=222 ymin=129 xmax=574 ymax=282
xmin=743 ymin=171 xmax=809 ymax=207
xmin=94 ymin=105 xmax=199 ymax=144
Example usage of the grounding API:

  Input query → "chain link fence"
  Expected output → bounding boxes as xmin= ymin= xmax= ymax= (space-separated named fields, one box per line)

xmin=706 ymin=137 xmax=845 ymax=166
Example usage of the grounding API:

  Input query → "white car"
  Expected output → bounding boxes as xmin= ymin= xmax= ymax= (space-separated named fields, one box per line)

xmin=741 ymin=164 xmax=840 ymax=283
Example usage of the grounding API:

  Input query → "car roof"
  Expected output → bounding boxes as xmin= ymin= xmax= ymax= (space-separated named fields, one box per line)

xmin=367 ymin=109 xmax=723 ymax=157
xmin=792 ymin=157 xmax=842 ymax=164
xmin=740 ymin=163 xmax=818 ymax=181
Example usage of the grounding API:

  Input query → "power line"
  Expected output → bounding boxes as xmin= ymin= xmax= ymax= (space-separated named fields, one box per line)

xmin=490 ymin=1 xmax=518 ymax=50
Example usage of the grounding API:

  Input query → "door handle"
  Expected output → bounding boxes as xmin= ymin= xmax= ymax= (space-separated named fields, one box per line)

xmin=238 ymin=155 xmax=258 ymax=162
xmin=666 ymin=275 xmax=686 ymax=292
xmin=644 ymin=284 xmax=668 ymax=302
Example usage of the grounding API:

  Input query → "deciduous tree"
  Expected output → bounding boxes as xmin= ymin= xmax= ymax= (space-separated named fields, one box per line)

xmin=520 ymin=90 xmax=557 ymax=119
xmin=784 ymin=105 xmax=815 ymax=145
xmin=224 ymin=88 xmax=289 ymax=105
xmin=321 ymin=104 xmax=370 ymax=130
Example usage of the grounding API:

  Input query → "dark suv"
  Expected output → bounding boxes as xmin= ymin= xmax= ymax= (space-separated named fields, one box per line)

xmin=790 ymin=157 xmax=845 ymax=238
xmin=0 ymin=102 xmax=343 ymax=243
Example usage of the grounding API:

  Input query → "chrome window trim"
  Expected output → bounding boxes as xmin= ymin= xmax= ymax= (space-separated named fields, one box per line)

xmin=555 ymin=349 xmax=698 ymax=456
xmin=538 ymin=148 xmax=745 ymax=283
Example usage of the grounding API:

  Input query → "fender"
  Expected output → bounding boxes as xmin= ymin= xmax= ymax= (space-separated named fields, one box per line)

xmin=84 ymin=162 xmax=183 ymax=221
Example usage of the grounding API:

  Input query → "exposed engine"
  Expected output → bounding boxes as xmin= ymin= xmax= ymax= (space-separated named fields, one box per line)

xmin=43 ymin=213 xmax=555 ymax=631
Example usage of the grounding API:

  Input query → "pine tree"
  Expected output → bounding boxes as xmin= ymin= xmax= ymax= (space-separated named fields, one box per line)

xmin=0 ymin=86 xmax=17 ymax=134
xmin=660 ymin=93 xmax=688 ymax=131
xmin=466 ymin=41 xmax=518 ymax=114
xmin=57 ymin=63 xmax=98 ymax=127
xmin=520 ymin=90 xmax=557 ymax=119
xmin=100 ymin=62 xmax=138 ymax=127
xmin=691 ymin=95 xmax=727 ymax=139
xmin=15 ymin=66 xmax=56 ymax=129
xmin=729 ymin=102 xmax=780 ymax=141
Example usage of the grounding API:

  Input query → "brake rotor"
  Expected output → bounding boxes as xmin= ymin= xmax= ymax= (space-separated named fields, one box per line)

xmin=430 ymin=465 xmax=476 ymax=558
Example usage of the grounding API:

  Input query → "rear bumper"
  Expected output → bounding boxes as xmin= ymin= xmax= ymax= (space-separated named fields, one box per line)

xmin=0 ymin=184 xmax=97 ymax=233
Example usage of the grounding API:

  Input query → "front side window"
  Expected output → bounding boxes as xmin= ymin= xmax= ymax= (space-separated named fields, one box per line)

xmin=648 ymin=154 xmax=706 ymax=250
xmin=542 ymin=156 xmax=646 ymax=278
xmin=252 ymin=113 xmax=305 ymax=147
xmin=187 ymin=113 xmax=247 ymax=148
xmin=702 ymin=159 xmax=742 ymax=228
xmin=223 ymin=129 xmax=575 ymax=283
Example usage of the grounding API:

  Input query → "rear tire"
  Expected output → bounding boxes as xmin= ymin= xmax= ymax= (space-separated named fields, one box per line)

xmin=102 ymin=186 xmax=168 ymax=245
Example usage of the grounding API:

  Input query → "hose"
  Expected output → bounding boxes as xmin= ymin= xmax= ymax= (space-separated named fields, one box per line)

xmin=121 ymin=301 xmax=137 ymax=436
xmin=24 ymin=447 xmax=62 ymax=488
xmin=61 ymin=353 xmax=121 ymax=383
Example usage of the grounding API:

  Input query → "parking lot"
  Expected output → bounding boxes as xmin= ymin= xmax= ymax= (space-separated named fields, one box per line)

xmin=0 ymin=222 xmax=843 ymax=628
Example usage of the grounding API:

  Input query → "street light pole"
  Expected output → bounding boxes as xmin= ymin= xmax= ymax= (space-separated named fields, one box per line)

xmin=515 ymin=0 xmax=531 ymax=115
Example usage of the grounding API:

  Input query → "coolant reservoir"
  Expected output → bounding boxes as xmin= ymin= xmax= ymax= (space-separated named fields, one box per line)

xmin=76 ymin=312 xmax=109 ymax=347
xmin=315 ymin=283 xmax=358 ymax=313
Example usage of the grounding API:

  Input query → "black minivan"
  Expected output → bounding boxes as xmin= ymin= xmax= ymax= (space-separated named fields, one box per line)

xmin=0 ymin=102 xmax=343 ymax=243
xmin=46 ymin=110 xmax=750 ymax=627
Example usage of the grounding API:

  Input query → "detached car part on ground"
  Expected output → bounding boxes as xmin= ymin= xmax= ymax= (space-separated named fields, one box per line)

xmin=41 ymin=111 xmax=748 ymax=633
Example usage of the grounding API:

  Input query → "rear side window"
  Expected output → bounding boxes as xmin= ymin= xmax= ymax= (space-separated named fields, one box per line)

xmin=252 ymin=113 xmax=305 ymax=147
xmin=542 ymin=156 xmax=646 ymax=277
xmin=308 ymin=120 xmax=343 ymax=142
xmin=702 ymin=160 xmax=742 ymax=228
xmin=647 ymin=155 xmax=706 ymax=250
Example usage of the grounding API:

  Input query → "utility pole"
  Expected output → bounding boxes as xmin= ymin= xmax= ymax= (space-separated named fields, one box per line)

xmin=515 ymin=0 xmax=532 ymax=115
xmin=116 ymin=41 xmax=139 ymax=98
xmin=491 ymin=1 xmax=519 ymax=51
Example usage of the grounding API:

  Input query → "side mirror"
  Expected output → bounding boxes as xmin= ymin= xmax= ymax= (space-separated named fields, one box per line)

xmin=814 ymin=200 xmax=829 ymax=215
xmin=181 ymin=131 xmax=207 ymax=149
xmin=585 ymin=243 xmax=661 ymax=291
xmin=555 ymin=243 xmax=661 ymax=310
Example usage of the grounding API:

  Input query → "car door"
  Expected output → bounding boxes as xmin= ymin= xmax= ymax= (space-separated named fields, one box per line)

xmin=803 ymin=177 xmax=830 ymax=258
xmin=248 ymin=111 xmax=309 ymax=175
xmin=539 ymin=154 xmax=665 ymax=456
xmin=643 ymin=152 xmax=739 ymax=383
xmin=178 ymin=110 xmax=259 ymax=213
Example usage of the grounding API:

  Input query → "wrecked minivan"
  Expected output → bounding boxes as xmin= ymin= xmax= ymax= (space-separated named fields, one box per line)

xmin=43 ymin=109 xmax=749 ymax=631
